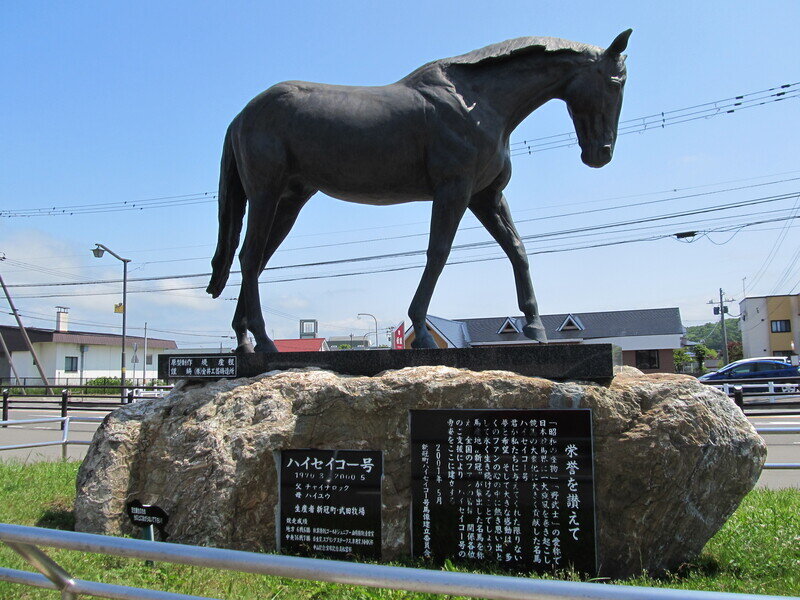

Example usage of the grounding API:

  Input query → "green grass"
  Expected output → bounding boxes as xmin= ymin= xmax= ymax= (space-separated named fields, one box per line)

xmin=0 ymin=460 xmax=798 ymax=599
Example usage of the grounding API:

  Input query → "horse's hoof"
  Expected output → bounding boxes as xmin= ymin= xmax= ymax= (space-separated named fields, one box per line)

xmin=254 ymin=340 xmax=279 ymax=353
xmin=234 ymin=342 xmax=255 ymax=355
xmin=522 ymin=323 xmax=548 ymax=343
xmin=411 ymin=334 xmax=439 ymax=349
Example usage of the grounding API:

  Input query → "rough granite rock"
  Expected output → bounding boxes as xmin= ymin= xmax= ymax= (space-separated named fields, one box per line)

xmin=74 ymin=366 xmax=766 ymax=577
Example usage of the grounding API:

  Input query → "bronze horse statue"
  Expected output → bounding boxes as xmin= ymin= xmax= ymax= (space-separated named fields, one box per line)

xmin=207 ymin=30 xmax=631 ymax=353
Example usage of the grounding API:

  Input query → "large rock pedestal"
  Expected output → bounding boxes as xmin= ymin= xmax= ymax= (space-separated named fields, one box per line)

xmin=75 ymin=366 xmax=766 ymax=577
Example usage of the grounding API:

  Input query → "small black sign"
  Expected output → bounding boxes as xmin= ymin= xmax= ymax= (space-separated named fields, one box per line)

xmin=125 ymin=500 xmax=169 ymax=535
xmin=279 ymin=449 xmax=382 ymax=560
xmin=410 ymin=409 xmax=596 ymax=574
xmin=167 ymin=355 xmax=237 ymax=379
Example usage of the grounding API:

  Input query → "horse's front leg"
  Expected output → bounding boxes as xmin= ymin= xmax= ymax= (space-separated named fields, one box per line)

xmin=469 ymin=189 xmax=547 ymax=343
xmin=409 ymin=181 xmax=472 ymax=349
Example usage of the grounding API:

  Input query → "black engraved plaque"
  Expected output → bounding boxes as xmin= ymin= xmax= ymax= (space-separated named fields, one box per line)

xmin=125 ymin=500 xmax=169 ymax=535
xmin=410 ymin=409 xmax=596 ymax=573
xmin=279 ymin=449 xmax=382 ymax=560
xmin=166 ymin=355 xmax=237 ymax=379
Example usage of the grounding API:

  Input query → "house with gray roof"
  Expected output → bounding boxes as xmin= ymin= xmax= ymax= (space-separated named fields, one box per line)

xmin=405 ymin=308 xmax=686 ymax=373
xmin=0 ymin=315 xmax=176 ymax=386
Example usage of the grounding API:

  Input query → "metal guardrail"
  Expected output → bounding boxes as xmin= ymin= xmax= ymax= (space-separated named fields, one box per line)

xmin=0 ymin=416 xmax=105 ymax=460
xmin=713 ymin=380 xmax=800 ymax=395
xmin=755 ymin=427 xmax=800 ymax=470
xmin=700 ymin=376 xmax=800 ymax=406
xmin=2 ymin=386 xmax=170 ymax=424
xmin=1 ymin=523 xmax=798 ymax=600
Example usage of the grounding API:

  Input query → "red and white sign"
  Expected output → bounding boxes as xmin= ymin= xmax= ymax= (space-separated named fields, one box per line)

xmin=392 ymin=322 xmax=405 ymax=349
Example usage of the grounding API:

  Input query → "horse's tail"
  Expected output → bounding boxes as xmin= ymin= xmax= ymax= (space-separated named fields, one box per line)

xmin=207 ymin=125 xmax=247 ymax=298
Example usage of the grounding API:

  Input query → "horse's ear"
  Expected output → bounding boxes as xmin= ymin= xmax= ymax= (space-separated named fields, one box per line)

xmin=605 ymin=29 xmax=632 ymax=56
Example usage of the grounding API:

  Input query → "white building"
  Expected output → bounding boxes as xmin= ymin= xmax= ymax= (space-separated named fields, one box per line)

xmin=0 ymin=318 xmax=176 ymax=385
xmin=740 ymin=294 xmax=799 ymax=359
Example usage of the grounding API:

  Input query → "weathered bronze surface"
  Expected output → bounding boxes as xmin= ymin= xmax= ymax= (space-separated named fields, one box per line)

xmin=207 ymin=31 xmax=631 ymax=353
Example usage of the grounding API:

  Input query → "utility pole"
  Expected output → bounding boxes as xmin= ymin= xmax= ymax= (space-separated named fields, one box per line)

xmin=143 ymin=322 xmax=148 ymax=384
xmin=0 ymin=272 xmax=53 ymax=393
xmin=707 ymin=288 xmax=735 ymax=365
xmin=0 ymin=329 xmax=25 ymax=393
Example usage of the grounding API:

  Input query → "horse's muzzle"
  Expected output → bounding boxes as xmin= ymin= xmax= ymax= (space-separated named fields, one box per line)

xmin=581 ymin=144 xmax=613 ymax=168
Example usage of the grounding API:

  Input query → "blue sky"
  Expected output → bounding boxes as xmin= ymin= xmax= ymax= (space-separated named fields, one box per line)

xmin=1 ymin=1 xmax=799 ymax=347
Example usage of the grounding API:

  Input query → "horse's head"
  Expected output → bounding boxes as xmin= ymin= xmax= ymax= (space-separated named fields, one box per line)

xmin=562 ymin=29 xmax=631 ymax=168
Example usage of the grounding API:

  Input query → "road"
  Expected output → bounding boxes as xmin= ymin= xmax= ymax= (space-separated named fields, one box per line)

xmin=746 ymin=410 xmax=800 ymax=488
xmin=1 ymin=406 xmax=799 ymax=488
xmin=0 ymin=406 xmax=104 ymax=462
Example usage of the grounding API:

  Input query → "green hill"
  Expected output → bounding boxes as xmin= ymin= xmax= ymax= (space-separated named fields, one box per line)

xmin=685 ymin=319 xmax=741 ymax=354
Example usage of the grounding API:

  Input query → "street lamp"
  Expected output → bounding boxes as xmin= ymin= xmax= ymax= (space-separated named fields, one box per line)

xmin=93 ymin=243 xmax=131 ymax=399
xmin=357 ymin=313 xmax=378 ymax=349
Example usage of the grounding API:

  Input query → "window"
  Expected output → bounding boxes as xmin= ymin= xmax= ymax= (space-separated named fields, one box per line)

xmin=754 ymin=361 xmax=782 ymax=372
xmin=496 ymin=318 xmax=520 ymax=334
xmin=557 ymin=314 xmax=585 ymax=332
xmin=146 ymin=354 xmax=153 ymax=366
xmin=728 ymin=364 xmax=754 ymax=376
xmin=635 ymin=350 xmax=660 ymax=370
xmin=771 ymin=320 xmax=791 ymax=333
xmin=65 ymin=356 xmax=78 ymax=372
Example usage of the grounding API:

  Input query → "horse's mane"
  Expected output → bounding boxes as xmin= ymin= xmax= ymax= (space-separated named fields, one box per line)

xmin=445 ymin=36 xmax=601 ymax=66
xmin=404 ymin=36 xmax=601 ymax=81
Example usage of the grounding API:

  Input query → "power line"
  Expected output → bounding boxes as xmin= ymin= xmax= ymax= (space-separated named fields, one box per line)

xmin=0 ymin=192 xmax=216 ymax=218
xmin=12 ymin=171 xmax=800 ymax=265
xmin=10 ymin=212 xmax=800 ymax=300
xmin=0 ymin=308 xmax=234 ymax=339
xmin=510 ymin=82 xmax=799 ymax=147
xmin=2 ymin=82 xmax=797 ymax=218
xmin=12 ymin=171 xmax=794 ymax=270
xmin=10 ymin=169 xmax=800 ymax=269
xmin=510 ymin=82 xmax=800 ymax=155
xmin=746 ymin=193 xmax=800 ymax=293
xmin=7 ymin=188 xmax=800 ymax=289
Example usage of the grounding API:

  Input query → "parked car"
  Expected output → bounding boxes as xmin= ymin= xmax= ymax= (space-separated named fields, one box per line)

xmin=699 ymin=358 xmax=800 ymax=381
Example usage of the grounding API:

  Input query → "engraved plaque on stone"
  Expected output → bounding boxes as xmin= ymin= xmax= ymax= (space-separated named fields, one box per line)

xmin=166 ymin=355 xmax=237 ymax=379
xmin=278 ymin=449 xmax=382 ymax=560
xmin=410 ymin=409 xmax=596 ymax=573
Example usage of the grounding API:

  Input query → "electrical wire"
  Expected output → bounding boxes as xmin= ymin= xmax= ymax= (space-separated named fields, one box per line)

xmin=510 ymin=82 xmax=799 ymax=155
xmin=7 ymin=188 xmax=800 ymax=289
xmin=746 ymin=194 xmax=800 ymax=293
xmin=2 ymin=82 xmax=797 ymax=218
xmin=9 ymin=212 xmax=800 ymax=300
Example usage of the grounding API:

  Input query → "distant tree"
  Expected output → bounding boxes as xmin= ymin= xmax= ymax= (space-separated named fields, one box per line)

xmin=727 ymin=340 xmax=743 ymax=363
xmin=684 ymin=319 xmax=740 ymax=354
xmin=673 ymin=348 xmax=693 ymax=373
xmin=692 ymin=343 xmax=718 ymax=374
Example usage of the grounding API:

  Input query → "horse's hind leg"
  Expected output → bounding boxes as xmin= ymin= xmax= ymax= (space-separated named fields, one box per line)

xmin=231 ymin=184 xmax=312 ymax=354
xmin=257 ymin=186 xmax=315 ymax=270
xmin=236 ymin=156 xmax=289 ymax=353
xmin=231 ymin=297 xmax=253 ymax=354
xmin=469 ymin=189 xmax=547 ymax=343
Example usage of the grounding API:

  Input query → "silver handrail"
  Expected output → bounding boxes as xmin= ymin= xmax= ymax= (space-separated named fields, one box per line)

xmin=755 ymin=427 xmax=800 ymax=470
xmin=0 ymin=417 xmax=104 ymax=459
xmin=1 ymin=523 xmax=796 ymax=600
